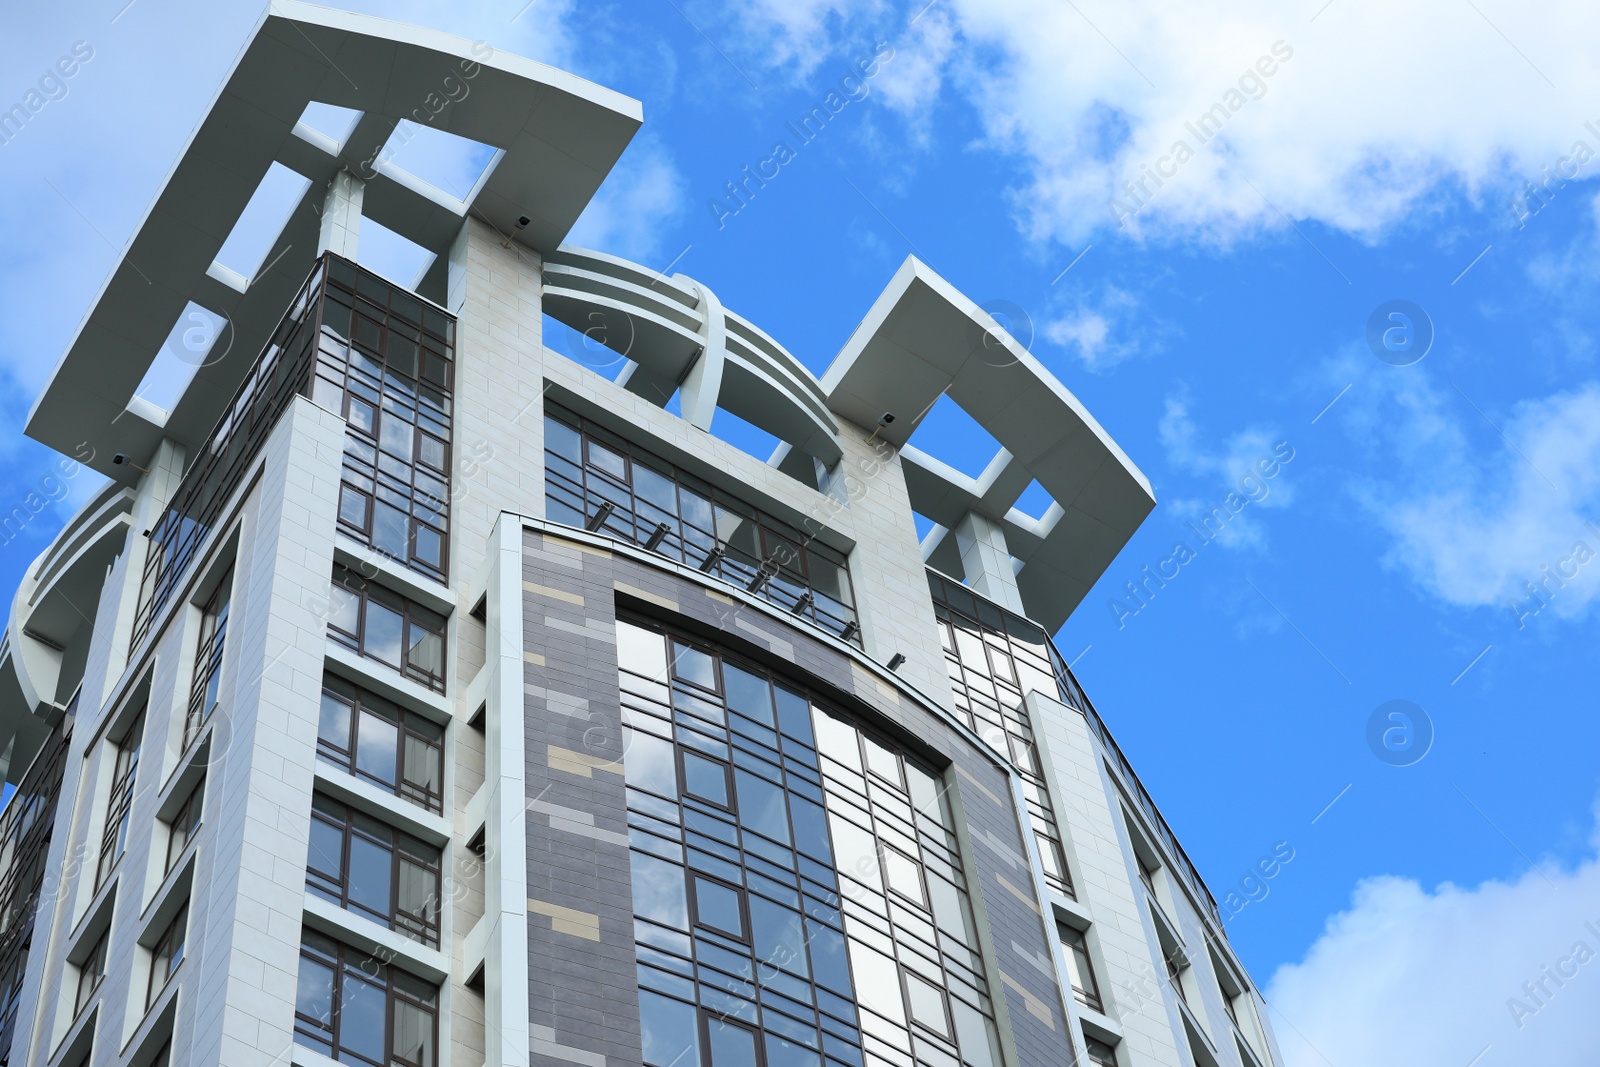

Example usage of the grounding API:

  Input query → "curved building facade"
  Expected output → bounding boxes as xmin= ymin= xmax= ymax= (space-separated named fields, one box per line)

xmin=0 ymin=6 xmax=1285 ymax=1067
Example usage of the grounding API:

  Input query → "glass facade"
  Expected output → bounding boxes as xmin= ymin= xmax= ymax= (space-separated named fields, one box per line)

xmin=328 ymin=567 xmax=447 ymax=693
xmin=307 ymin=794 xmax=442 ymax=947
xmin=317 ymin=674 xmax=445 ymax=812
xmin=616 ymin=618 xmax=1000 ymax=1067
xmin=135 ymin=255 xmax=455 ymax=647
xmin=295 ymin=931 xmax=437 ymax=1067
xmin=926 ymin=572 xmax=1074 ymax=899
xmin=310 ymin=259 xmax=455 ymax=581
xmin=546 ymin=405 xmax=860 ymax=644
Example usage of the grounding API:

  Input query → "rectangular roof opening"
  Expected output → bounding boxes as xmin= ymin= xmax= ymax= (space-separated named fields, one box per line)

xmin=212 ymin=161 xmax=312 ymax=284
xmin=126 ymin=303 xmax=228 ymax=427
xmin=906 ymin=392 xmax=1003 ymax=480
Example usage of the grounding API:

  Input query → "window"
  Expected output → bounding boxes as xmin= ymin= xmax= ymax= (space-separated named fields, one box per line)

xmin=328 ymin=566 xmax=447 ymax=692
xmin=306 ymin=795 xmax=441 ymax=947
xmin=97 ymin=710 xmax=147 ymax=888
xmin=317 ymin=675 xmax=444 ymax=812
xmin=927 ymin=572 xmax=1075 ymax=899
xmin=311 ymin=256 xmax=455 ymax=581
xmin=1085 ymin=1037 xmax=1119 ymax=1067
xmin=146 ymin=905 xmax=187 ymax=1009
xmin=1165 ymin=948 xmax=1189 ymax=1005
xmin=545 ymin=404 xmax=860 ymax=644
xmin=1137 ymin=854 xmax=1159 ymax=898
xmin=165 ymin=779 xmax=204 ymax=873
xmin=1058 ymin=924 xmax=1103 ymax=1012
xmin=184 ymin=568 xmax=232 ymax=749
xmin=616 ymin=617 xmax=1003 ymax=1067
xmin=295 ymin=931 xmax=437 ymax=1067
xmin=74 ymin=930 xmax=108 ymax=1018
xmin=688 ymin=874 xmax=746 ymax=941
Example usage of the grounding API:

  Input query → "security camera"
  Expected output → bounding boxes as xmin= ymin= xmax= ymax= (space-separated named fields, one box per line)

xmin=516 ymin=215 xmax=531 ymax=228
xmin=112 ymin=452 xmax=128 ymax=465
xmin=879 ymin=412 xmax=896 ymax=426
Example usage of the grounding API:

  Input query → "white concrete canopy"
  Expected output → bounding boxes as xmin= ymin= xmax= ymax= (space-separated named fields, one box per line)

xmin=27 ymin=0 xmax=642 ymax=481
xmin=821 ymin=257 xmax=1156 ymax=631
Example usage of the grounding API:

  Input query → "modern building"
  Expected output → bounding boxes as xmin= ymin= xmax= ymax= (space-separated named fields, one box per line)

xmin=0 ymin=6 xmax=1286 ymax=1067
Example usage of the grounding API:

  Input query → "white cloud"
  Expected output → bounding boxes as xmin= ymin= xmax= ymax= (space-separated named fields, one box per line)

xmin=1347 ymin=358 xmax=1600 ymax=622
xmin=1043 ymin=285 xmax=1143 ymax=370
xmin=566 ymin=137 xmax=687 ymax=264
xmin=716 ymin=0 xmax=1600 ymax=245
xmin=1157 ymin=392 xmax=1295 ymax=548
xmin=1267 ymin=809 xmax=1600 ymax=1067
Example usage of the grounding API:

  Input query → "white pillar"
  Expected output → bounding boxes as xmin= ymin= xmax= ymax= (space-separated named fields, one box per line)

xmin=954 ymin=509 xmax=1025 ymax=613
xmin=317 ymin=168 xmax=365 ymax=258
xmin=678 ymin=279 xmax=726 ymax=431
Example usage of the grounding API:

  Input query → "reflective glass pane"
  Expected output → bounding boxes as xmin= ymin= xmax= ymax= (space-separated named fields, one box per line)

xmin=774 ymin=686 xmax=814 ymax=747
xmin=586 ymin=439 xmax=627 ymax=479
xmin=813 ymin=711 xmax=860 ymax=772
xmin=355 ymin=710 xmax=399 ymax=785
xmin=339 ymin=974 xmax=387 ymax=1061
xmin=750 ymin=897 xmax=809 ymax=978
xmin=707 ymin=1020 xmax=758 ymax=1067
xmin=617 ymin=621 xmax=668 ymax=679
xmin=364 ymin=599 xmax=405 ymax=666
xmin=637 ymin=989 xmax=699 ymax=1067
xmin=722 ymin=664 xmax=774 ymax=727
xmin=805 ymin=920 xmax=853 ymax=996
xmin=318 ymin=692 xmax=352 ymax=748
xmin=682 ymin=753 xmax=729 ymax=807
xmin=670 ymin=644 xmax=717 ymax=689
xmin=883 ymin=848 xmax=925 ymax=903
xmin=393 ymin=998 xmax=434 ymax=1066
xmin=329 ymin=583 xmax=361 ymax=634
xmin=624 ymin=729 xmax=678 ymax=797
xmin=850 ymin=945 xmax=906 ymax=1025
xmin=734 ymin=771 xmax=790 ymax=844
xmin=631 ymin=853 xmax=688 ymax=930
xmin=296 ymin=956 xmax=335 ymax=1027
xmin=545 ymin=417 xmax=581 ymax=462
xmin=347 ymin=835 xmax=393 ymax=914
xmin=407 ymin=624 xmax=443 ymax=677
xmin=788 ymin=796 xmax=832 ymax=864
xmin=764 ymin=1032 xmax=821 ymax=1067
xmin=905 ymin=973 xmax=951 ymax=1037
xmin=692 ymin=876 xmax=744 ymax=938
xmin=308 ymin=817 xmax=345 ymax=878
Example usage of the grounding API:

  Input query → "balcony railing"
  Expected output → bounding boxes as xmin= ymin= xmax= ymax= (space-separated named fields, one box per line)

xmin=132 ymin=256 xmax=455 ymax=648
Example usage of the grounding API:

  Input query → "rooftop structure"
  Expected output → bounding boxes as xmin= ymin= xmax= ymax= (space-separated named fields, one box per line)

xmin=0 ymin=7 xmax=1280 ymax=1067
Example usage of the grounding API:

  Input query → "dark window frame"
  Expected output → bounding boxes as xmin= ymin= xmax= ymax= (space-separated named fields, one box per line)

xmin=328 ymin=566 xmax=447 ymax=693
xmin=697 ymin=1009 xmax=765 ymax=1067
xmin=676 ymin=747 xmax=736 ymax=812
xmin=686 ymin=871 xmax=749 ymax=944
xmin=317 ymin=676 xmax=445 ymax=813
xmin=294 ymin=932 xmax=438 ymax=1067
xmin=306 ymin=795 xmax=442 ymax=948
xmin=73 ymin=928 xmax=109 ymax=1019
xmin=1058 ymin=923 xmax=1104 ymax=1012
xmin=1085 ymin=1036 xmax=1119 ymax=1067
xmin=96 ymin=710 xmax=147 ymax=889
xmin=183 ymin=568 xmax=233 ymax=751
xmin=165 ymin=779 xmax=205 ymax=875
xmin=544 ymin=404 xmax=860 ymax=644
xmin=145 ymin=904 xmax=187 ymax=1010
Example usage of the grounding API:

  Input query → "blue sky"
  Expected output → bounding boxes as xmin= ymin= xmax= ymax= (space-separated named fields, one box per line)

xmin=4 ymin=1 xmax=1600 ymax=1061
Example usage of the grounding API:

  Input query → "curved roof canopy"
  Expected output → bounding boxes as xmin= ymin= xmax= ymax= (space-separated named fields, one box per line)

xmin=821 ymin=257 xmax=1157 ymax=631
xmin=27 ymin=0 xmax=642 ymax=480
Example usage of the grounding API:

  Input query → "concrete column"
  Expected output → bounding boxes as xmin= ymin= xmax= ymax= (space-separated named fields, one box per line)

xmin=317 ymin=168 xmax=365 ymax=258
xmin=954 ymin=509 xmax=1024 ymax=613
xmin=678 ymin=278 xmax=726 ymax=431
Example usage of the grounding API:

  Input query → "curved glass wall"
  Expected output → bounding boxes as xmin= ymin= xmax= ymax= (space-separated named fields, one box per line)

xmin=616 ymin=619 xmax=1000 ymax=1067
